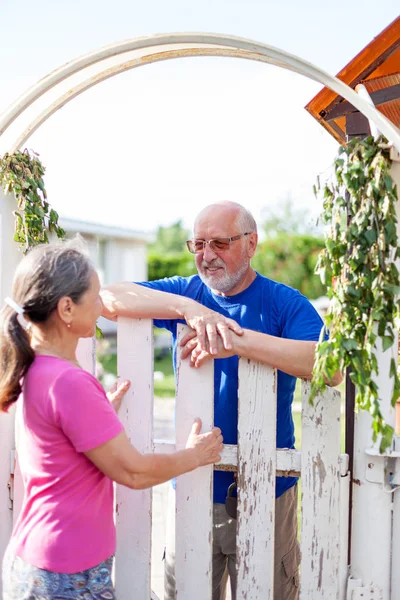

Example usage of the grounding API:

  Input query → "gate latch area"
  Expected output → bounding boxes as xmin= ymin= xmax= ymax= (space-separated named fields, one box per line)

xmin=364 ymin=447 xmax=400 ymax=491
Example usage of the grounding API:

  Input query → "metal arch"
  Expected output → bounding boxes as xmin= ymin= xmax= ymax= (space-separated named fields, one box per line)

xmin=0 ymin=32 xmax=400 ymax=152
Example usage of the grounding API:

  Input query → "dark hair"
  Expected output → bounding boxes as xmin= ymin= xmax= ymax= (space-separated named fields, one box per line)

xmin=0 ymin=242 xmax=94 ymax=412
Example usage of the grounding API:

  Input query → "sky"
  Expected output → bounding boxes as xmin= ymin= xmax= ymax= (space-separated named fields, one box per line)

xmin=1 ymin=1 xmax=399 ymax=234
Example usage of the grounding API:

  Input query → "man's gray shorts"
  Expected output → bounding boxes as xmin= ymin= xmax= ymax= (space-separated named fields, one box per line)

xmin=164 ymin=484 xmax=300 ymax=600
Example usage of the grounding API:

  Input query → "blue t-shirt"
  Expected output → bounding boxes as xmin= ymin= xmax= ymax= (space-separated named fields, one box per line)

xmin=139 ymin=273 xmax=324 ymax=503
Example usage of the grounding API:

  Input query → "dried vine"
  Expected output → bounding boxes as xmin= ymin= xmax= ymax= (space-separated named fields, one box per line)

xmin=311 ymin=135 xmax=400 ymax=452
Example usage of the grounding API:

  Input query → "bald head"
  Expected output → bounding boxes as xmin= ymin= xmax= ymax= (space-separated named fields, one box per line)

xmin=193 ymin=201 xmax=257 ymax=236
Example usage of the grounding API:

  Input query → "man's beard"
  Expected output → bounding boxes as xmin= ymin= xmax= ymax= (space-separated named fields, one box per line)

xmin=198 ymin=259 xmax=249 ymax=294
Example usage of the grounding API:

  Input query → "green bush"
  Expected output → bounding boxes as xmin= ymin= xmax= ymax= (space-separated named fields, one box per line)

xmin=148 ymin=251 xmax=197 ymax=281
xmin=252 ymin=234 xmax=326 ymax=299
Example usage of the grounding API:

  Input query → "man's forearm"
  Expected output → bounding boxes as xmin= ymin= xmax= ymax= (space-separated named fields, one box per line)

xmin=232 ymin=329 xmax=342 ymax=385
xmin=102 ymin=283 xmax=244 ymax=355
xmin=233 ymin=329 xmax=316 ymax=379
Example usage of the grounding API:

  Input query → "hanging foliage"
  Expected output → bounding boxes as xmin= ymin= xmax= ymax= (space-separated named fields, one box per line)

xmin=0 ymin=149 xmax=65 ymax=250
xmin=311 ymin=135 xmax=400 ymax=452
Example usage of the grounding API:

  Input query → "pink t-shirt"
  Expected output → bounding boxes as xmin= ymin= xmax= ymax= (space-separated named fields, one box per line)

xmin=10 ymin=355 xmax=124 ymax=573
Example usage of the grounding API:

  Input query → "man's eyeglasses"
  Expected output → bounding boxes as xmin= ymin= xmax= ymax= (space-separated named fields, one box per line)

xmin=186 ymin=232 xmax=252 ymax=254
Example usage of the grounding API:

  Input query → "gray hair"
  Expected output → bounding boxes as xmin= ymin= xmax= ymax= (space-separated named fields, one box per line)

xmin=14 ymin=239 xmax=94 ymax=322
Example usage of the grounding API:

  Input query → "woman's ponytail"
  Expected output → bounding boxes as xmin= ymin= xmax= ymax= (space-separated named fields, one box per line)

xmin=0 ymin=307 xmax=34 ymax=412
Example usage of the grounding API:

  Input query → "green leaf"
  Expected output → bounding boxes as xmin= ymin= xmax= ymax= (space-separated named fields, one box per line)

xmin=390 ymin=358 xmax=397 ymax=379
xmin=379 ymin=424 xmax=394 ymax=454
xmin=342 ymin=339 xmax=358 ymax=351
xmin=382 ymin=335 xmax=394 ymax=352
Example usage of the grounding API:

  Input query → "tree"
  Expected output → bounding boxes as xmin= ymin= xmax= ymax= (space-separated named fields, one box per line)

xmin=150 ymin=220 xmax=190 ymax=254
xmin=252 ymin=233 xmax=326 ymax=299
xmin=261 ymin=198 xmax=321 ymax=237
xmin=148 ymin=220 xmax=196 ymax=280
xmin=253 ymin=199 xmax=326 ymax=299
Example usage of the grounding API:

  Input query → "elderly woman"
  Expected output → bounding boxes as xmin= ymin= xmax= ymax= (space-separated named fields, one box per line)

xmin=0 ymin=242 xmax=224 ymax=600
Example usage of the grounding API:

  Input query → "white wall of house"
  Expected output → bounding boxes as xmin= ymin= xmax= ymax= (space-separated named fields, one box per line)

xmin=59 ymin=218 xmax=154 ymax=334
xmin=59 ymin=217 xmax=152 ymax=285
xmin=102 ymin=239 xmax=148 ymax=284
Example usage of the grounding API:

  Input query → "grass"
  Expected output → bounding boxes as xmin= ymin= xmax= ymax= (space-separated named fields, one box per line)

xmin=153 ymin=354 xmax=175 ymax=397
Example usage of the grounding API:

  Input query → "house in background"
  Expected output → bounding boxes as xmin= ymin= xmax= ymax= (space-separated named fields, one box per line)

xmin=59 ymin=217 xmax=154 ymax=334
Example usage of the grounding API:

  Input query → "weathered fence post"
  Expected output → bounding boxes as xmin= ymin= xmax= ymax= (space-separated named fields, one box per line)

xmin=237 ymin=360 xmax=277 ymax=599
xmin=301 ymin=381 xmax=342 ymax=599
xmin=115 ymin=317 xmax=154 ymax=599
xmin=175 ymin=324 xmax=214 ymax=599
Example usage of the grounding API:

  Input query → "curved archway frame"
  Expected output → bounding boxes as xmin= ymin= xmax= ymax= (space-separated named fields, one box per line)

xmin=0 ymin=32 xmax=400 ymax=152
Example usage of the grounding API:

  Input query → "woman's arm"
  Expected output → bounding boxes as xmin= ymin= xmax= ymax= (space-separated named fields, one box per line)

xmin=100 ymin=282 xmax=243 ymax=354
xmin=84 ymin=418 xmax=223 ymax=489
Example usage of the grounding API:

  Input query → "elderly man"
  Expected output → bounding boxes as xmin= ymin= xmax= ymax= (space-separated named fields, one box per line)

xmin=101 ymin=201 xmax=340 ymax=600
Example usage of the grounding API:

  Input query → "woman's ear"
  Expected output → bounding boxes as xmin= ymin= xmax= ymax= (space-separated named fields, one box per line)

xmin=56 ymin=296 xmax=73 ymax=326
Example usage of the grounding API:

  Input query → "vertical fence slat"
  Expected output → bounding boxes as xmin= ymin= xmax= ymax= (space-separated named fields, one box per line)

xmin=115 ymin=317 xmax=154 ymax=600
xmin=76 ymin=336 xmax=96 ymax=374
xmin=237 ymin=360 xmax=277 ymax=600
xmin=175 ymin=324 xmax=214 ymax=599
xmin=301 ymin=382 xmax=341 ymax=599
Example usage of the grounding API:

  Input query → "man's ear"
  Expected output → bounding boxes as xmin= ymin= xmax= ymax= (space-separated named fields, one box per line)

xmin=247 ymin=232 xmax=258 ymax=258
xmin=56 ymin=296 xmax=73 ymax=326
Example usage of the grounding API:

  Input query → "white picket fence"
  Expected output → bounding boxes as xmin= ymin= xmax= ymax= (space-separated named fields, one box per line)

xmin=7 ymin=317 xmax=348 ymax=600
xmin=110 ymin=318 xmax=347 ymax=599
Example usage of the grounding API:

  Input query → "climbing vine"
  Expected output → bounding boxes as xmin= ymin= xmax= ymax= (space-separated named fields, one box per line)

xmin=0 ymin=149 xmax=65 ymax=250
xmin=311 ymin=135 xmax=400 ymax=452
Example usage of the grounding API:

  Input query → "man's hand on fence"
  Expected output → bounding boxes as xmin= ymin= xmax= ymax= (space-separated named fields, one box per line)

xmin=185 ymin=418 xmax=223 ymax=466
xmin=182 ymin=307 xmax=243 ymax=355
xmin=180 ymin=331 xmax=235 ymax=368
xmin=107 ymin=380 xmax=131 ymax=413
